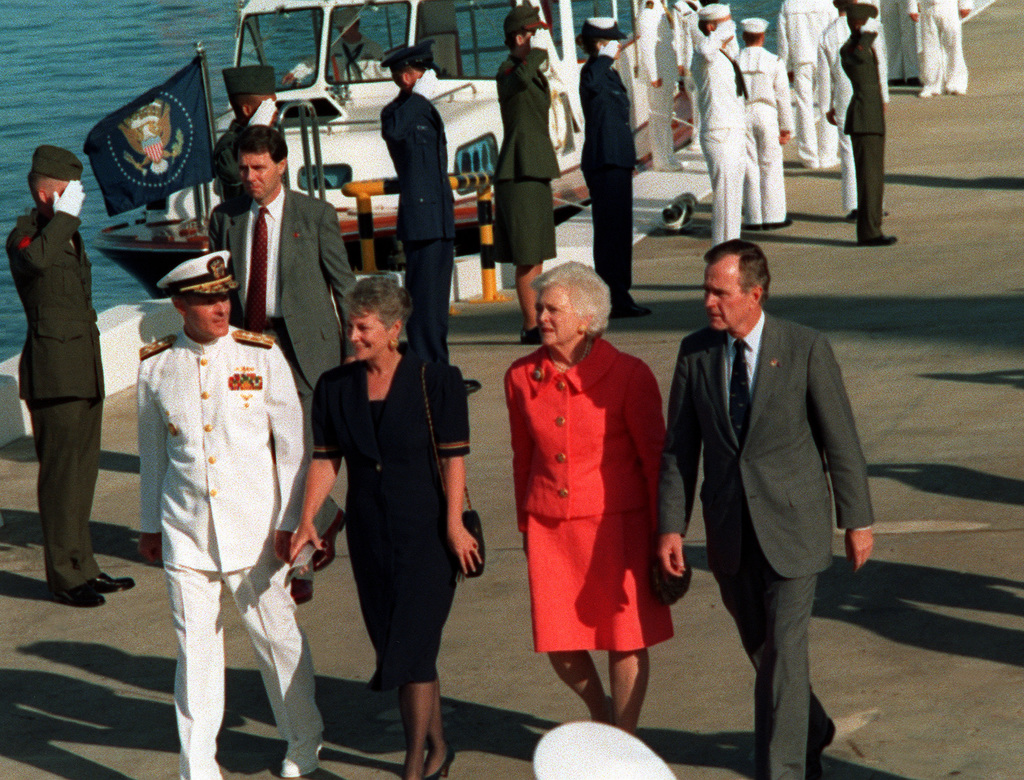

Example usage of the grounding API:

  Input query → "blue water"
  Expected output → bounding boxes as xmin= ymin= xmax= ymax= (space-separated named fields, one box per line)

xmin=0 ymin=0 xmax=782 ymax=360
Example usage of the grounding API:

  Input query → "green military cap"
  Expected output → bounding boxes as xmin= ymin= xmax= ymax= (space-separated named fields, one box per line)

xmin=504 ymin=3 xmax=548 ymax=37
xmin=31 ymin=145 xmax=82 ymax=181
xmin=833 ymin=0 xmax=853 ymax=9
xmin=846 ymin=3 xmax=879 ymax=19
xmin=222 ymin=65 xmax=276 ymax=97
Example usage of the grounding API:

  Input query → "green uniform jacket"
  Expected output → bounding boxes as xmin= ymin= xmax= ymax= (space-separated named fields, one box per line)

xmin=6 ymin=209 xmax=104 ymax=402
xmin=495 ymin=49 xmax=560 ymax=182
xmin=841 ymin=32 xmax=885 ymax=136
xmin=213 ymin=120 xmax=245 ymax=200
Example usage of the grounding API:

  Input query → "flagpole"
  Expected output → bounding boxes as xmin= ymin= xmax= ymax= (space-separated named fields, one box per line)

xmin=195 ymin=40 xmax=218 ymax=223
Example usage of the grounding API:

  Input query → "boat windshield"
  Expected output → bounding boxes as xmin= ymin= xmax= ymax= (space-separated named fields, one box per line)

xmin=326 ymin=3 xmax=411 ymax=83
xmin=239 ymin=7 xmax=326 ymax=91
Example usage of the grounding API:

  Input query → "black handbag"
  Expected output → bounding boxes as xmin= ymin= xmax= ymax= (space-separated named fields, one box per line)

xmin=650 ymin=560 xmax=692 ymax=606
xmin=421 ymin=365 xmax=485 ymax=577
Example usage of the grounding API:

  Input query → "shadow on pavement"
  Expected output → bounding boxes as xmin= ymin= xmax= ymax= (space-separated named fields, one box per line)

xmin=868 ymin=462 xmax=1024 ymax=505
xmin=920 ymin=368 xmax=1024 ymax=389
xmin=0 ymin=513 xmax=139 ymax=582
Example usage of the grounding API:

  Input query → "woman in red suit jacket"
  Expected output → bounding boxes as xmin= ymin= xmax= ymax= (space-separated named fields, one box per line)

xmin=504 ymin=262 xmax=673 ymax=734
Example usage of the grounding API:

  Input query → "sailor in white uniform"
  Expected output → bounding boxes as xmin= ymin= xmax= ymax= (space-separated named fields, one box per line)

xmin=777 ymin=0 xmax=839 ymax=168
xmin=673 ymin=0 xmax=702 ymax=134
xmin=909 ymin=0 xmax=970 ymax=96
xmin=693 ymin=3 xmax=748 ymax=245
xmin=819 ymin=0 xmax=889 ymax=218
xmin=638 ymin=0 xmax=683 ymax=170
xmin=137 ymin=252 xmax=323 ymax=780
xmin=738 ymin=18 xmax=794 ymax=230
xmin=880 ymin=0 xmax=919 ymax=82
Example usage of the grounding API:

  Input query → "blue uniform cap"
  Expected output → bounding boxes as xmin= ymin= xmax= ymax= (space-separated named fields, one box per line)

xmin=381 ymin=39 xmax=435 ymax=70
xmin=580 ymin=17 xmax=628 ymax=40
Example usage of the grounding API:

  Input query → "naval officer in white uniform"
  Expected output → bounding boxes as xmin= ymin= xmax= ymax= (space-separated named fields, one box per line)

xmin=880 ymin=0 xmax=919 ymax=82
xmin=137 ymin=252 xmax=323 ymax=780
xmin=672 ymin=0 xmax=702 ymax=135
xmin=819 ymin=0 xmax=889 ymax=219
xmin=738 ymin=18 xmax=794 ymax=230
xmin=777 ymin=0 xmax=838 ymax=169
xmin=638 ymin=0 xmax=684 ymax=170
xmin=908 ymin=0 xmax=970 ymax=96
xmin=693 ymin=3 xmax=747 ymax=245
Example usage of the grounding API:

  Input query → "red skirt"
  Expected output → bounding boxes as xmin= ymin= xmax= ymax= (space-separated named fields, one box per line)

xmin=525 ymin=509 xmax=674 ymax=653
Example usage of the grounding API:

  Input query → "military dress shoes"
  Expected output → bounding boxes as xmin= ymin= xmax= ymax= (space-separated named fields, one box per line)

xmin=806 ymin=717 xmax=836 ymax=780
xmin=858 ymin=235 xmax=898 ymax=246
xmin=53 ymin=583 xmax=105 ymax=608
xmin=88 ymin=573 xmax=136 ymax=593
xmin=610 ymin=304 xmax=652 ymax=319
xmin=761 ymin=218 xmax=794 ymax=231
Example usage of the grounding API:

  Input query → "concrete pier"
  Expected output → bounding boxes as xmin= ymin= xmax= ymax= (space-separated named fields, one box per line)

xmin=1 ymin=2 xmax=1022 ymax=777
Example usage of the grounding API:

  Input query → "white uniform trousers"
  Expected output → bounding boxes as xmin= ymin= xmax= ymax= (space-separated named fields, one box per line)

xmin=701 ymin=126 xmax=746 ymax=245
xmin=646 ymin=80 xmax=679 ymax=170
xmin=838 ymin=128 xmax=857 ymax=213
xmin=881 ymin=0 xmax=919 ymax=79
xmin=918 ymin=8 xmax=968 ymax=94
xmin=743 ymin=104 xmax=788 ymax=226
xmin=791 ymin=63 xmax=839 ymax=169
xmin=165 ymin=557 xmax=323 ymax=780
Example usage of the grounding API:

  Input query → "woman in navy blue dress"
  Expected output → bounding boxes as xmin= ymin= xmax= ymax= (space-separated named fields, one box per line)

xmin=290 ymin=276 xmax=480 ymax=780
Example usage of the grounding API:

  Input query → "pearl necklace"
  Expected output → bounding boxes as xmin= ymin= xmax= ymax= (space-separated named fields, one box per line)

xmin=551 ymin=339 xmax=592 ymax=374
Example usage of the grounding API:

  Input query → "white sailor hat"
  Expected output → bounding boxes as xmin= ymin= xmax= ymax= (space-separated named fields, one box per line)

xmin=157 ymin=251 xmax=238 ymax=296
xmin=534 ymin=722 xmax=677 ymax=780
xmin=741 ymin=17 xmax=769 ymax=33
xmin=698 ymin=3 xmax=731 ymax=21
xmin=580 ymin=17 xmax=628 ymax=40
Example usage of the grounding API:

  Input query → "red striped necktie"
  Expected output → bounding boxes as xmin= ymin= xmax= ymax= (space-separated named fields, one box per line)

xmin=245 ymin=207 xmax=269 ymax=332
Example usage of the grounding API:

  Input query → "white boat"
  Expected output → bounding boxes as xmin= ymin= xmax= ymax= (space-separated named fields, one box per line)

xmin=94 ymin=0 xmax=693 ymax=294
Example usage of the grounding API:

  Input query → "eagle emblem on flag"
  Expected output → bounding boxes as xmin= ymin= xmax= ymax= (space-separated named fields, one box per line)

xmin=119 ymin=99 xmax=185 ymax=175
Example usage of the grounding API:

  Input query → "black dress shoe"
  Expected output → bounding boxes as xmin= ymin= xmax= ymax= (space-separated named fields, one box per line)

xmin=806 ymin=717 xmax=836 ymax=780
xmin=610 ymin=304 xmax=653 ymax=319
xmin=845 ymin=209 xmax=858 ymax=222
xmin=858 ymin=235 xmax=897 ymax=246
xmin=906 ymin=77 xmax=923 ymax=87
xmin=520 ymin=327 xmax=541 ymax=345
xmin=742 ymin=223 xmax=764 ymax=231
xmin=53 ymin=584 xmax=105 ymax=608
xmin=761 ymin=218 xmax=794 ymax=230
xmin=463 ymin=379 xmax=482 ymax=395
xmin=88 ymin=573 xmax=136 ymax=594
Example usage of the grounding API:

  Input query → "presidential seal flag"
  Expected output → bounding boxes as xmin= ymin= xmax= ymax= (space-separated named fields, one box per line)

xmin=84 ymin=57 xmax=214 ymax=216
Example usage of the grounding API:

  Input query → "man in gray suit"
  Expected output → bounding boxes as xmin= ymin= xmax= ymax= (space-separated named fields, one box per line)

xmin=658 ymin=239 xmax=874 ymax=780
xmin=209 ymin=125 xmax=355 ymax=602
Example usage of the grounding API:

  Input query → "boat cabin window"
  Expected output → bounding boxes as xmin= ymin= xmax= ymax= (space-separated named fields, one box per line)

xmin=326 ymin=3 xmax=411 ymax=84
xmin=545 ymin=0 xmax=633 ymax=53
xmin=239 ymin=8 xmax=325 ymax=90
xmin=416 ymin=0 xmax=508 ymax=79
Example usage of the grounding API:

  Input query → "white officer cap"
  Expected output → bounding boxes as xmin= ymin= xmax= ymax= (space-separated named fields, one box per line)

xmin=698 ymin=3 xmax=731 ymax=21
xmin=158 ymin=251 xmax=238 ymax=296
xmin=741 ymin=17 xmax=769 ymax=33
xmin=534 ymin=722 xmax=677 ymax=780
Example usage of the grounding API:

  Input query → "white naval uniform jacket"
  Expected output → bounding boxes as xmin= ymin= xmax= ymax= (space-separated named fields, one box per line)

xmin=137 ymin=327 xmax=305 ymax=573
xmin=906 ymin=0 xmax=971 ymax=15
xmin=739 ymin=46 xmax=795 ymax=132
xmin=777 ymin=0 xmax=838 ymax=68
xmin=817 ymin=17 xmax=889 ymax=120
xmin=692 ymin=27 xmax=747 ymax=133
xmin=638 ymin=2 xmax=680 ymax=83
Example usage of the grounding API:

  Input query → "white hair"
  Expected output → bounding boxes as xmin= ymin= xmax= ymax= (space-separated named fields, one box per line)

xmin=531 ymin=262 xmax=611 ymax=337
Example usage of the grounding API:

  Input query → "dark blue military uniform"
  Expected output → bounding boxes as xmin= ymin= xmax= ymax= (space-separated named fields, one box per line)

xmin=580 ymin=53 xmax=638 ymax=311
xmin=381 ymin=90 xmax=455 ymax=364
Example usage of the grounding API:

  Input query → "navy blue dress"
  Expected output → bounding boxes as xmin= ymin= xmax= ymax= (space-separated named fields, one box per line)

xmin=312 ymin=351 xmax=469 ymax=690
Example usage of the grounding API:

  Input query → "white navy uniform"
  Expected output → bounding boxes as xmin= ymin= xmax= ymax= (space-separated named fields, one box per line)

xmin=638 ymin=0 xmax=682 ymax=170
xmin=818 ymin=15 xmax=889 ymax=212
xmin=880 ymin=0 xmax=919 ymax=80
xmin=673 ymin=0 xmax=702 ymax=134
xmin=739 ymin=44 xmax=794 ymax=225
xmin=909 ymin=0 xmax=970 ymax=96
xmin=138 ymin=327 xmax=322 ymax=780
xmin=777 ymin=0 xmax=839 ymax=168
xmin=693 ymin=20 xmax=747 ymax=244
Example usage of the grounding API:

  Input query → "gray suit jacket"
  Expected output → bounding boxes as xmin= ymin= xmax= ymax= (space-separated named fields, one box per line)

xmin=208 ymin=189 xmax=355 ymax=390
xmin=659 ymin=315 xmax=873 ymax=579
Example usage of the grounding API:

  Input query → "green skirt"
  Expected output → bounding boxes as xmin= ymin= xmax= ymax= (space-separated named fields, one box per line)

xmin=494 ymin=178 xmax=556 ymax=266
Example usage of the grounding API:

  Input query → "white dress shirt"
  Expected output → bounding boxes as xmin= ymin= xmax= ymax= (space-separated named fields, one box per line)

xmin=237 ymin=187 xmax=286 ymax=318
xmin=138 ymin=327 xmax=305 ymax=572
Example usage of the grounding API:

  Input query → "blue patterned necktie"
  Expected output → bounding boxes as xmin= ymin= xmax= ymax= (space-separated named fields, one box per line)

xmin=730 ymin=339 xmax=751 ymax=442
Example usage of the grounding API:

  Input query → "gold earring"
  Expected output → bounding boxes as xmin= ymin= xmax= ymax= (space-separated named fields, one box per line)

xmin=577 ymin=325 xmax=586 ymax=334
xmin=389 ymin=338 xmax=399 ymax=350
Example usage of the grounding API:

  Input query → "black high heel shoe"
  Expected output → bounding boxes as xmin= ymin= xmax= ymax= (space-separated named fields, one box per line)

xmin=425 ymin=745 xmax=455 ymax=780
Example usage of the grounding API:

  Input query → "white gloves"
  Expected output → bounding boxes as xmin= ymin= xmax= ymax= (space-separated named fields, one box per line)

xmin=598 ymin=40 xmax=620 ymax=59
xmin=715 ymin=19 xmax=736 ymax=45
xmin=53 ymin=180 xmax=85 ymax=218
xmin=412 ymin=69 xmax=441 ymax=99
xmin=287 ymin=62 xmax=314 ymax=84
xmin=249 ymin=98 xmax=277 ymax=127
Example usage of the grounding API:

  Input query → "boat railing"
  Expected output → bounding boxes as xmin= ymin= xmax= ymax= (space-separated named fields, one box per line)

xmin=342 ymin=172 xmax=509 ymax=303
xmin=277 ymin=99 xmax=327 ymax=201
xmin=431 ymin=81 xmax=477 ymax=103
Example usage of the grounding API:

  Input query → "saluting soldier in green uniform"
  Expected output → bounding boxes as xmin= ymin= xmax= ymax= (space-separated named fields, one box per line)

xmin=495 ymin=3 xmax=561 ymax=345
xmin=214 ymin=65 xmax=278 ymax=200
xmin=6 ymin=145 xmax=134 ymax=607
xmin=841 ymin=5 xmax=897 ymax=246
